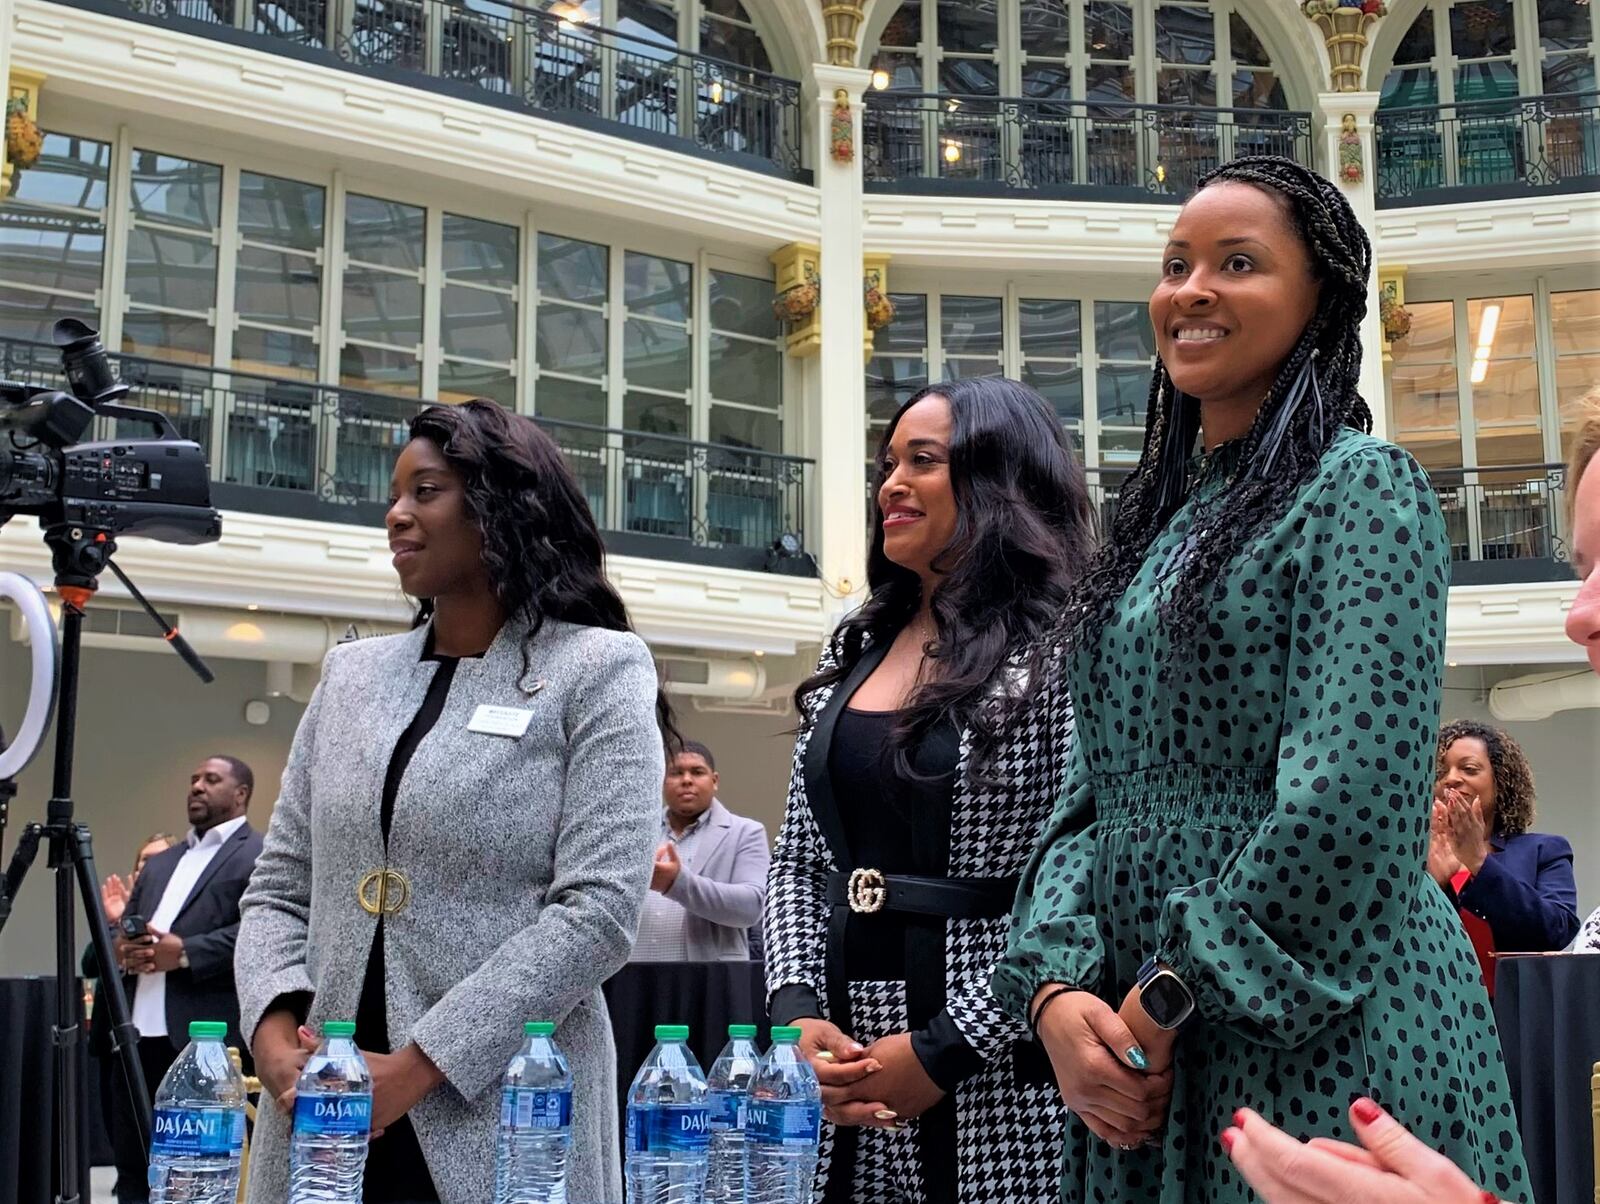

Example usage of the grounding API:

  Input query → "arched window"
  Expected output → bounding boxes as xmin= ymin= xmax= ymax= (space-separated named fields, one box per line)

xmin=1375 ymin=0 xmax=1599 ymax=199
xmin=866 ymin=0 xmax=1290 ymax=111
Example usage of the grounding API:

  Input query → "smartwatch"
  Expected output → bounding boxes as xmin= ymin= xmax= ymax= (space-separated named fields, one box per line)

xmin=1135 ymin=956 xmax=1195 ymax=1030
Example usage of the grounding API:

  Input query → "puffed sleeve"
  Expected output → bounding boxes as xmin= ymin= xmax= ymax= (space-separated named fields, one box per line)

xmin=1155 ymin=441 xmax=1449 ymax=1049
xmin=991 ymin=728 xmax=1103 ymax=1019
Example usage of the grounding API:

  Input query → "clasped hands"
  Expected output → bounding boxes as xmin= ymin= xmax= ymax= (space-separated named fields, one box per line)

xmin=1428 ymin=783 xmax=1491 ymax=885
xmin=793 ymin=1019 xmax=943 ymax=1129
xmin=112 ymin=923 xmax=184 ymax=974
xmin=1029 ymin=981 xmax=1176 ymax=1149
xmin=251 ymin=1012 xmax=445 ymax=1138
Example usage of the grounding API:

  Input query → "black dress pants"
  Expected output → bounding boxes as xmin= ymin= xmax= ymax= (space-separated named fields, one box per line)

xmin=109 ymin=1037 xmax=178 ymax=1204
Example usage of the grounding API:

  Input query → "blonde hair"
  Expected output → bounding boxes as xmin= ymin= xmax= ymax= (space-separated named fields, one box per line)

xmin=1567 ymin=385 xmax=1600 ymax=528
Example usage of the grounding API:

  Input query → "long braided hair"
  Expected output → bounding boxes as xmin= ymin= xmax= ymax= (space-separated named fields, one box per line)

xmin=1063 ymin=156 xmax=1374 ymax=658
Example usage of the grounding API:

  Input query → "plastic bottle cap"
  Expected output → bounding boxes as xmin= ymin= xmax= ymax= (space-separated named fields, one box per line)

xmin=525 ymin=1021 xmax=556 ymax=1037
xmin=727 ymin=1024 xmax=758 ymax=1039
xmin=323 ymin=1021 xmax=357 ymax=1038
xmin=654 ymin=1024 xmax=690 ymax=1042
xmin=770 ymin=1026 xmax=803 ymax=1043
xmin=188 ymin=1020 xmax=227 ymax=1040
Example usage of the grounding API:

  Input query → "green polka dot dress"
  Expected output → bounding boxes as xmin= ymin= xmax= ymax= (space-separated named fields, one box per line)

xmin=994 ymin=428 xmax=1530 ymax=1203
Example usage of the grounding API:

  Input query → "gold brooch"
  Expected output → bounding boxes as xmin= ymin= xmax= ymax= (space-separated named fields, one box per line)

xmin=846 ymin=867 xmax=887 ymax=914
xmin=357 ymin=868 xmax=411 ymax=916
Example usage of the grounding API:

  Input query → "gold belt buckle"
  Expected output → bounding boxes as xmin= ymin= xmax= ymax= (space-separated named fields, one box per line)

xmin=847 ymin=868 xmax=887 ymax=915
xmin=357 ymin=868 xmax=411 ymax=916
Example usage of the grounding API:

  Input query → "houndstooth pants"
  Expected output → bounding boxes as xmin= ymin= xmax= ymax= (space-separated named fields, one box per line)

xmin=812 ymin=980 xmax=1066 ymax=1204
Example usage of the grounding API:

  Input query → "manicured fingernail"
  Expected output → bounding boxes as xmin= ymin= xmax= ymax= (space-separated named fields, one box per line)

xmin=884 ymin=1123 xmax=909 ymax=1132
xmin=873 ymin=1109 xmax=898 ymax=1120
xmin=1125 ymin=1046 xmax=1148 ymax=1070
xmin=1351 ymin=1097 xmax=1382 ymax=1125
xmin=814 ymin=1051 xmax=835 ymax=1061
xmin=1480 ymin=1193 xmax=1499 ymax=1204
xmin=1220 ymin=1128 xmax=1237 ymax=1155
xmin=1232 ymin=1108 xmax=1247 ymax=1129
xmin=848 ymin=1042 xmax=865 ymax=1053
xmin=864 ymin=1060 xmax=882 ymax=1073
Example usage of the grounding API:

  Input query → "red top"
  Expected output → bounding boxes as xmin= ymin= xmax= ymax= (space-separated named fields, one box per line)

xmin=1452 ymin=867 xmax=1497 ymax=996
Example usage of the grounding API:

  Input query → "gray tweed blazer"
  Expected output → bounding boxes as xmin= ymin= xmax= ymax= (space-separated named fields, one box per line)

xmin=235 ymin=616 xmax=663 ymax=1204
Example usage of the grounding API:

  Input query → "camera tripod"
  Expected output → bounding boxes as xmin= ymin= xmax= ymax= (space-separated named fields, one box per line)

xmin=0 ymin=521 xmax=213 ymax=1204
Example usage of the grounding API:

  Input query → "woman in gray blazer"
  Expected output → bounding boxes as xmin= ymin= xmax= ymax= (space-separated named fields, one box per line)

xmin=236 ymin=401 xmax=666 ymax=1204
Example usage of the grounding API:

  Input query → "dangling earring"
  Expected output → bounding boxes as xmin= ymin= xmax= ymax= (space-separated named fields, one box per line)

xmin=1248 ymin=349 xmax=1321 ymax=483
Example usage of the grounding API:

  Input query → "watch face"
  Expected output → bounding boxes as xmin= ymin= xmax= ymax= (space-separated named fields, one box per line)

xmin=1142 ymin=973 xmax=1192 ymax=1028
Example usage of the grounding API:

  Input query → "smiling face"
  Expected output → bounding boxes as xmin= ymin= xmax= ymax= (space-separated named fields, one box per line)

xmin=1437 ymin=736 xmax=1498 ymax=821
xmin=877 ymin=393 xmax=958 ymax=584
xmin=1150 ymin=182 xmax=1321 ymax=417
xmin=1568 ymin=456 xmax=1600 ymax=674
xmin=386 ymin=437 xmax=491 ymax=603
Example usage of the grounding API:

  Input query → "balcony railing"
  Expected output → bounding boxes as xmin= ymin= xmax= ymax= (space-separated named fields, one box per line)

xmin=0 ymin=338 xmax=813 ymax=573
xmin=1376 ymin=90 xmax=1600 ymax=206
xmin=862 ymin=92 xmax=1313 ymax=202
xmin=65 ymin=0 xmax=804 ymax=178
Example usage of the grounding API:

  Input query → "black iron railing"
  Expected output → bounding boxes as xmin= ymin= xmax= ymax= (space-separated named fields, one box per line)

xmin=1376 ymin=91 xmax=1600 ymax=206
xmin=1428 ymin=462 xmax=1569 ymax=575
xmin=0 ymin=338 xmax=812 ymax=565
xmin=81 ymin=0 xmax=803 ymax=177
xmin=862 ymin=92 xmax=1313 ymax=201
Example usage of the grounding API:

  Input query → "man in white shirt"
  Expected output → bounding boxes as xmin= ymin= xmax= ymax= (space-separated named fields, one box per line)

xmin=107 ymin=755 xmax=263 ymax=1204
xmin=630 ymin=741 xmax=770 ymax=962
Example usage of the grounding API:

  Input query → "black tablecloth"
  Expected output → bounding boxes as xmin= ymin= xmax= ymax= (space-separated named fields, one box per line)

xmin=602 ymin=960 xmax=768 ymax=1125
xmin=0 ymin=976 xmax=91 ymax=1204
xmin=1493 ymin=953 xmax=1600 ymax=1204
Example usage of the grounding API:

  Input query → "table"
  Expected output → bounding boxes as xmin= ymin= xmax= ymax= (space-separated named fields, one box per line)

xmin=0 ymin=976 xmax=90 ymax=1204
xmin=1493 ymin=953 xmax=1600 ymax=1204
xmin=602 ymin=960 xmax=768 ymax=1123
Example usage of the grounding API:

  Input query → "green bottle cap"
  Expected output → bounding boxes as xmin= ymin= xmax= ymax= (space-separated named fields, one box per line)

xmin=525 ymin=1021 xmax=556 ymax=1037
xmin=323 ymin=1021 xmax=357 ymax=1038
xmin=770 ymin=1026 xmax=803 ymax=1043
xmin=727 ymin=1024 xmax=758 ymax=1039
xmin=654 ymin=1024 xmax=690 ymax=1042
xmin=188 ymin=1021 xmax=228 ymax=1040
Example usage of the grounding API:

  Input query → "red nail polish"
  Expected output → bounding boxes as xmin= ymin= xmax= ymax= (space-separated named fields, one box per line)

xmin=1219 ymin=1129 xmax=1237 ymax=1155
xmin=1351 ymin=1098 xmax=1382 ymax=1125
xmin=1480 ymin=1194 xmax=1499 ymax=1204
xmin=1232 ymin=1108 xmax=1247 ymax=1129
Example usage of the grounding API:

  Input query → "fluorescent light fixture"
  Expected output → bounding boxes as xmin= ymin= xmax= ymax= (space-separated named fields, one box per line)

xmin=1470 ymin=357 xmax=1489 ymax=385
xmin=871 ymin=68 xmax=890 ymax=90
xmin=1475 ymin=303 xmax=1501 ymax=352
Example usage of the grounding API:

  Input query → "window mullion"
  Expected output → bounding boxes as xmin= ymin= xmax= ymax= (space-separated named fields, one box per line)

xmin=101 ymin=127 xmax=136 ymax=354
xmin=421 ymin=206 xmax=442 ymax=400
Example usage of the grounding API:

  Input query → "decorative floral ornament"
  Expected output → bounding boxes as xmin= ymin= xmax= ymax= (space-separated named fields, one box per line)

xmin=772 ymin=270 xmax=820 ymax=324
xmin=864 ymin=280 xmax=895 ymax=331
xmin=830 ymin=88 xmax=853 ymax=165
xmin=1379 ymin=285 xmax=1412 ymax=342
xmin=1338 ymin=113 xmax=1363 ymax=184
xmin=5 ymin=95 xmax=42 ymax=174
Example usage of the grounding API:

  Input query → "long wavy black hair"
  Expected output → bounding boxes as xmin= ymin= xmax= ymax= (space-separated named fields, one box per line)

xmin=797 ymin=376 xmax=1097 ymax=779
xmin=405 ymin=400 xmax=678 ymax=741
xmin=1060 ymin=155 xmax=1375 ymax=658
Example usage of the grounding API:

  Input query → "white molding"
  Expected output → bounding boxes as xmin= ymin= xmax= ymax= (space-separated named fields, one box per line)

xmin=863 ymin=194 xmax=1176 ymax=270
xmin=0 ymin=511 xmax=831 ymax=655
xmin=13 ymin=0 xmax=821 ymax=250
xmin=1445 ymin=580 xmax=1585 ymax=666
xmin=1375 ymin=193 xmax=1600 ymax=270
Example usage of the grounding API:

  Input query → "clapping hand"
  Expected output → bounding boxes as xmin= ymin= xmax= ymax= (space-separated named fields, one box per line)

xmin=1435 ymin=786 xmax=1490 ymax=877
xmin=100 ymin=874 xmax=132 ymax=925
xmin=1426 ymin=795 xmax=1463 ymax=886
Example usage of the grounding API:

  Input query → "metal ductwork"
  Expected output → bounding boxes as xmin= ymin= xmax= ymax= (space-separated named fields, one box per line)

xmin=654 ymin=653 xmax=767 ymax=701
xmin=1487 ymin=669 xmax=1600 ymax=722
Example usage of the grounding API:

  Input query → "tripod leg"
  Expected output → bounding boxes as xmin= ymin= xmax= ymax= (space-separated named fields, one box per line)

xmin=51 ymin=827 xmax=84 ymax=1204
xmin=69 ymin=823 xmax=151 ymax=1155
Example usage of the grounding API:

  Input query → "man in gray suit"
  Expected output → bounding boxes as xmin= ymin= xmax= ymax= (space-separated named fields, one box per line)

xmin=632 ymin=740 xmax=770 ymax=962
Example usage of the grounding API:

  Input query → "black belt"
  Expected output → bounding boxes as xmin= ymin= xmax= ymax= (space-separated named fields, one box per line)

xmin=825 ymin=870 xmax=1018 ymax=920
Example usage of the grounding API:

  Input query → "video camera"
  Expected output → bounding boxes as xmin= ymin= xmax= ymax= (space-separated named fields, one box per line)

xmin=0 ymin=318 xmax=221 ymax=548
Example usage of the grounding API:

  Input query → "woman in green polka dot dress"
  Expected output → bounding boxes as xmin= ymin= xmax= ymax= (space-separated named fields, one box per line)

xmin=993 ymin=157 xmax=1530 ymax=1204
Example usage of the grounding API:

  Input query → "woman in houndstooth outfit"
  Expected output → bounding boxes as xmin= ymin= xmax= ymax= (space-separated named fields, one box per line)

xmin=763 ymin=376 xmax=1095 ymax=1204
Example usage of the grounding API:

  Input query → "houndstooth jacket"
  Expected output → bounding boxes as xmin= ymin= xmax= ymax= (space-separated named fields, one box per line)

xmin=763 ymin=629 xmax=1075 ymax=1063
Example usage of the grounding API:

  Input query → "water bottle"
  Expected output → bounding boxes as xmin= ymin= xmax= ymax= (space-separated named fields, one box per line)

xmin=495 ymin=1020 xmax=574 ymax=1204
xmin=624 ymin=1024 xmax=709 ymax=1204
xmin=147 ymin=1020 xmax=247 ymax=1204
xmin=744 ymin=1026 xmax=822 ymax=1204
xmin=289 ymin=1020 xmax=373 ymax=1203
xmin=704 ymin=1024 xmax=760 ymax=1204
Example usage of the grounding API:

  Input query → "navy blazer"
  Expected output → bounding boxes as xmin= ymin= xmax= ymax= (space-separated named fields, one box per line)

xmin=1448 ymin=830 xmax=1581 ymax=952
xmin=118 ymin=821 xmax=264 ymax=1057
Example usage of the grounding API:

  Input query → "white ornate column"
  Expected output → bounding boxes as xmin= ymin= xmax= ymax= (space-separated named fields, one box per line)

xmin=1318 ymin=90 xmax=1388 ymax=439
xmin=808 ymin=62 xmax=871 ymax=611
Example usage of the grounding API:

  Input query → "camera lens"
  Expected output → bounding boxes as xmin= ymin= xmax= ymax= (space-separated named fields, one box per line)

xmin=52 ymin=318 xmax=122 ymax=407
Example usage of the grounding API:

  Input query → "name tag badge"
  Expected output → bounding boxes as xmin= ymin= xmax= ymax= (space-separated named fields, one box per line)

xmin=468 ymin=704 xmax=535 ymax=739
